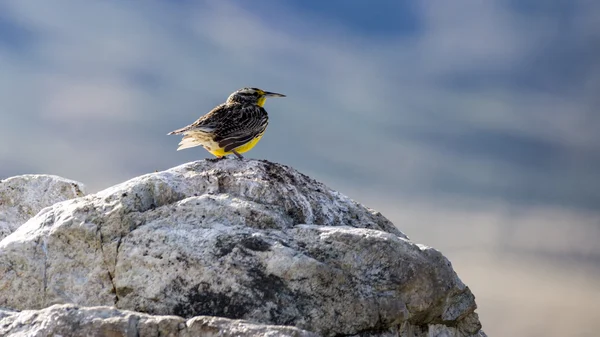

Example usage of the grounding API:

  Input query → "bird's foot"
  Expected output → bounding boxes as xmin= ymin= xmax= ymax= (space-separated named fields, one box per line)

xmin=232 ymin=150 xmax=244 ymax=160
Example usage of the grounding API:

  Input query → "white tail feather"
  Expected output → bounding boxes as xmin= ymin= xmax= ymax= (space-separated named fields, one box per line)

xmin=177 ymin=137 xmax=203 ymax=151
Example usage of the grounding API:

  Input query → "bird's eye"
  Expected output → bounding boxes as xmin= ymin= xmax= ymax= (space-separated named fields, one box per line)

xmin=253 ymin=92 xmax=260 ymax=97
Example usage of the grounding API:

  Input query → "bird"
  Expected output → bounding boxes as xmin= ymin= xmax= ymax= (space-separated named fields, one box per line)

xmin=167 ymin=87 xmax=286 ymax=159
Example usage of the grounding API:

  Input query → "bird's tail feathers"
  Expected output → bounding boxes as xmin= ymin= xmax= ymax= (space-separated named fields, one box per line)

xmin=167 ymin=126 xmax=188 ymax=135
xmin=176 ymin=136 xmax=203 ymax=151
xmin=174 ymin=131 xmax=216 ymax=151
xmin=168 ymin=124 xmax=216 ymax=136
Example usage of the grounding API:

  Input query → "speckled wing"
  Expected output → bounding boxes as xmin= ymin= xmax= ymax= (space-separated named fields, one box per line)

xmin=185 ymin=103 xmax=229 ymax=133
xmin=212 ymin=104 xmax=269 ymax=152
xmin=166 ymin=104 xmax=225 ymax=135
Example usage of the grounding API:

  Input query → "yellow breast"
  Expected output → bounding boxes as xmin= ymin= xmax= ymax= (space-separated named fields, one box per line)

xmin=208 ymin=133 xmax=265 ymax=157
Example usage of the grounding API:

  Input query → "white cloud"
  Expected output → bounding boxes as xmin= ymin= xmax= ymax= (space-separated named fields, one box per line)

xmin=415 ymin=1 xmax=528 ymax=72
xmin=40 ymin=76 xmax=144 ymax=123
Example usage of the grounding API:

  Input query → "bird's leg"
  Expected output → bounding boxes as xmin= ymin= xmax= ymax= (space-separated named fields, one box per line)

xmin=232 ymin=150 xmax=244 ymax=160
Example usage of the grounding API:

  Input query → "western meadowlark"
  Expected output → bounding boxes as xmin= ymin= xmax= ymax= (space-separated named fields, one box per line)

xmin=168 ymin=87 xmax=285 ymax=159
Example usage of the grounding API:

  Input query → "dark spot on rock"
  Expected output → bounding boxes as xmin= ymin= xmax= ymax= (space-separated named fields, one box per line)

xmin=295 ymin=170 xmax=311 ymax=180
xmin=304 ymin=242 xmax=342 ymax=264
xmin=70 ymin=182 xmax=83 ymax=195
xmin=286 ymin=207 xmax=306 ymax=224
xmin=246 ymin=266 xmax=287 ymax=301
xmin=122 ymin=193 xmax=128 ymax=197
xmin=284 ymin=171 xmax=299 ymax=185
xmin=214 ymin=171 xmax=233 ymax=193
xmin=171 ymin=279 xmax=250 ymax=319
xmin=260 ymin=160 xmax=286 ymax=184
xmin=117 ymin=287 xmax=135 ymax=297
xmin=213 ymin=236 xmax=236 ymax=258
xmin=240 ymin=236 xmax=270 ymax=252
xmin=245 ymin=210 xmax=280 ymax=230
xmin=313 ymin=212 xmax=328 ymax=226
xmin=166 ymin=234 xmax=309 ymax=324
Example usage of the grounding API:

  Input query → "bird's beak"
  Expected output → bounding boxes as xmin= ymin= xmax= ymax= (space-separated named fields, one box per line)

xmin=264 ymin=91 xmax=286 ymax=98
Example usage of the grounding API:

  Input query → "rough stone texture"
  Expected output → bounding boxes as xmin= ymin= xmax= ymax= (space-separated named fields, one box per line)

xmin=0 ymin=174 xmax=86 ymax=240
xmin=0 ymin=303 xmax=316 ymax=337
xmin=0 ymin=160 xmax=484 ymax=336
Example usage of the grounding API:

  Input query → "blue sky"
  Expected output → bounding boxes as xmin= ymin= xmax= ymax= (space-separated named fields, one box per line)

xmin=1 ymin=0 xmax=598 ymax=211
xmin=1 ymin=1 xmax=600 ymax=335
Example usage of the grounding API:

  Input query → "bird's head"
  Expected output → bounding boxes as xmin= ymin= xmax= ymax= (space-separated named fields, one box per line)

xmin=226 ymin=87 xmax=286 ymax=107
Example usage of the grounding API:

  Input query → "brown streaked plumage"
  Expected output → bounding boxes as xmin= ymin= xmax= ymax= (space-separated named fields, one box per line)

xmin=167 ymin=87 xmax=285 ymax=159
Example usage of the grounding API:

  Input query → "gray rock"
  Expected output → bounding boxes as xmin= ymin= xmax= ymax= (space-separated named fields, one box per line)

xmin=0 ymin=174 xmax=86 ymax=240
xmin=0 ymin=160 xmax=484 ymax=336
xmin=0 ymin=303 xmax=317 ymax=337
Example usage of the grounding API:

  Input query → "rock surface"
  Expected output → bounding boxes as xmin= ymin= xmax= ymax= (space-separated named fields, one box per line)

xmin=0 ymin=160 xmax=485 ymax=336
xmin=0 ymin=303 xmax=316 ymax=337
xmin=0 ymin=174 xmax=85 ymax=240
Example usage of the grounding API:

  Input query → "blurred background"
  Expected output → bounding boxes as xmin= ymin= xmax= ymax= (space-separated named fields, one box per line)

xmin=1 ymin=1 xmax=599 ymax=335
